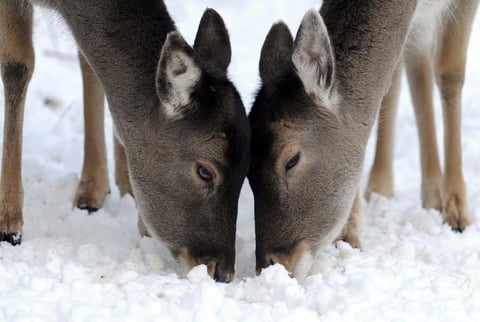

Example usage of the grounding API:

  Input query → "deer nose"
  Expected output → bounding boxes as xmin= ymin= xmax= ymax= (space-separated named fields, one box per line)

xmin=214 ymin=265 xmax=232 ymax=283
xmin=257 ymin=240 xmax=313 ymax=280
xmin=205 ymin=259 xmax=234 ymax=283
xmin=265 ymin=253 xmax=294 ymax=273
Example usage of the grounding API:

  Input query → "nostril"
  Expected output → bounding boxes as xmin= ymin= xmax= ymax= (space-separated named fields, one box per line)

xmin=203 ymin=259 xmax=233 ymax=283
xmin=213 ymin=265 xmax=231 ymax=283
xmin=266 ymin=254 xmax=277 ymax=267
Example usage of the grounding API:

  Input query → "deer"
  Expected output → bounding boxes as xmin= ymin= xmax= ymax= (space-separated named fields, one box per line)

xmin=0 ymin=0 xmax=251 ymax=283
xmin=248 ymin=0 xmax=420 ymax=280
xmin=365 ymin=0 xmax=479 ymax=233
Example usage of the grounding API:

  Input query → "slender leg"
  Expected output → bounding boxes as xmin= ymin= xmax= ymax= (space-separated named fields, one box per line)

xmin=0 ymin=1 xmax=34 ymax=244
xmin=114 ymin=134 xmax=132 ymax=196
xmin=435 ymin=0 xmax=478 ymax=231
xmin=74 ymin=53 xmax=109 ymax=212
xmin=341 ymin=188 xmax=363 ymax=248
xmin=365 ymin=64 xmax=402 ymax=200
xmin=114 ymin=134 xmax=145 ymax=235
xmin=405 ymin=46 xmax=442 ymax=210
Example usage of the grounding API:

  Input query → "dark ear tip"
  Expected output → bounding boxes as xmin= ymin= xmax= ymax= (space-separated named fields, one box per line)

xmin=194 ymin=7 xmax=231 ymax=72
xmin=165 ymin=31 xmax=184 ymax=45
xmin=267 ymin=21 xmax=293 ymax=41
xmin=259 ymin=20 xmax=294 ymax=83
xmin=271 ymin=20 xmax=290 ymax=32
xmin=202 ymin=7 xmax=225 ymax=24
xmin=164 ymin=31 xmax=189 ymax=51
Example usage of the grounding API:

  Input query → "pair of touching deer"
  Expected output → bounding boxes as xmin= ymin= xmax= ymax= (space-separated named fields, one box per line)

xmin=1 ymin=0 xmax=477 ymax=282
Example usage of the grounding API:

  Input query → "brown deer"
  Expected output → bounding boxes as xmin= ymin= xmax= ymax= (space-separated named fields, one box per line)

xmin=366 ymin=0 xmax=478 ymax=232
xmin=248 ymin=1 xmax=419 ymax=280
xmin=0 ymin=0 xmax=251 ymax=282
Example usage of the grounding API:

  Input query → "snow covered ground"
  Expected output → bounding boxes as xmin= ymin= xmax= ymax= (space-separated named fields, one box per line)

xmin=1 ymin=1 xmax=480 ymax=321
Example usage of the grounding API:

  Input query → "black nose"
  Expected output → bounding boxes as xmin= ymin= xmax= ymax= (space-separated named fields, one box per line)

xmin=213 ymin=265 xmax=232 ymax=283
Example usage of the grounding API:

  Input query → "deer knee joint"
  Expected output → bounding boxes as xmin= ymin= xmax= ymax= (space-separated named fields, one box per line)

xmin=437 ymin=71 xmax=465 ymax=103
xmin=1 ymin=62 xmax=33 ymax=104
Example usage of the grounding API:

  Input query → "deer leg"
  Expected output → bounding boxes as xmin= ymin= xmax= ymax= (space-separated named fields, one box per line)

xmin=435 ymin=0 xmax=478 ymax=231
xmin=405 ymin=47 xmax=442 ymax=211
xmin=114 ymin=134 xmax=132 ymax=196
xmin=114 ymin=134 xmax=146 ymax=236
xmin=340 ymin=188 xmax=363 ymax=248
xmin=365 ymin=64 xmax=402 ymax=200
xmin=74 ymin=52 xmax=109 ymax=212
xmin=0 ymin=1 xmax=34 ymax=244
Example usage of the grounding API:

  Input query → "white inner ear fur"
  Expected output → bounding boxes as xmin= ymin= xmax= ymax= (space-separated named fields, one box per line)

xmin=292 ymin=10 xmax=335 ymax=109
xmin=163 ymin=51 xmax=201 ymax=118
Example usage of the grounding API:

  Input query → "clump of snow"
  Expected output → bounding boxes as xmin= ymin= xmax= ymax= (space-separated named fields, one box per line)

xmin=1 ymin=1 xmax=480 ymax=321
xmin=187 ymin=265 xmax=211 ymax=284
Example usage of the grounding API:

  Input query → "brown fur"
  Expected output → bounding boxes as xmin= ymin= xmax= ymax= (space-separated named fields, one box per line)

xmin=366 ymin=0 xmax=479 ymax=232
xmin=74 ymin=53 xmax=110 ymax=212
xmin=249 ymin=1 xmax=418 ymax=279
xmin=114 ymin=135 xmax=132 ymax=196
xmin=1 ymin=1 xmax=251 ymax=282
xmin=338 ymin=189 xmax=363 ymax=248
xmin=0 ymin=1 xmax=34 ymax=243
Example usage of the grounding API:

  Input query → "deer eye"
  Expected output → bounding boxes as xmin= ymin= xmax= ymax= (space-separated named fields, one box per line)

xmin=197 ymin=165 xmax=214 ymax=182
xmin=285 ymin=153 xmax=300 ymax=172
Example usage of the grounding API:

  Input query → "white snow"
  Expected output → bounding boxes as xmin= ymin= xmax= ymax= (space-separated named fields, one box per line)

xmin=1 ymin=1 xmax=480 ymax=321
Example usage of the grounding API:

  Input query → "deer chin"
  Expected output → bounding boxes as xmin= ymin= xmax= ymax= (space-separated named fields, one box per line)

xmin=259 ymin=239 xmax=314 ymax=281
xmin=290 ymin=247 xmax=314 ymax=281
xmin=175 ymin=247 xmax=235 ymax=283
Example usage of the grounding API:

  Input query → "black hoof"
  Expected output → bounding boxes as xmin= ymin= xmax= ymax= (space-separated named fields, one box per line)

xmin=0 ymin=231 xmax=22 ymax=245
xmin=452 ymin=226 xmax=465 ymax=233
xmin=77 ymin=204 xmax=99 ymax=214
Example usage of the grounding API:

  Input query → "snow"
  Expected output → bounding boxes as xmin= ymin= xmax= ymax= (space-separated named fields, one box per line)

xmin=1 ymin=1 xmax=480 ymax=321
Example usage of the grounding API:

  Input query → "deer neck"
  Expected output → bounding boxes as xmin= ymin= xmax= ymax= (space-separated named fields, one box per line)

xmin=55 ymin=0 xmax=176 ymax=133
xmin=321 ymin=0 xmax=418 ymax=136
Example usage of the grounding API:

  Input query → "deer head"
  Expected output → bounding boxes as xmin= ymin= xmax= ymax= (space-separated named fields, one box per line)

xmin=249 ymin=2 xmax=416 ymax=280
xmin=122 ymin=9 xmax=250 ymax=282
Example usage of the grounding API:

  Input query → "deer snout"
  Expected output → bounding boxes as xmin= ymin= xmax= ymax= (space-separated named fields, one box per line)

xmin=206 ymin=260 xmax=234 ymax=283
xmin=257 ymin=240 xmax=313 ymax=281
xmin=177 ymin=247 xmax=235 ymax=283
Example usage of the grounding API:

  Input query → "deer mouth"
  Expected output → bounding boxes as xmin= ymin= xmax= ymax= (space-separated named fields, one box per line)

xmin=257 ymin=239 xmax=313 ymax=281
xmin=176 ymin=247 xmax=235 ymax=283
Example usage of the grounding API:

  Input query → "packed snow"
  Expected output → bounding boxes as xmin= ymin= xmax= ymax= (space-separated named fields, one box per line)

xmin=1 ymin=1 xmax=480 ymax=321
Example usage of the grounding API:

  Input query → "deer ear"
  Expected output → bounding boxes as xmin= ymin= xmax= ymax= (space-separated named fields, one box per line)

xmin=292 ymin=9 xmax=335 ymax=103
xmin=259 ymin=21 xmax=294 ymax=83
xmin=193 ymin=8 xmax=231 ymax=74
xmin=156 ymin=31 xmax=202 ymax=118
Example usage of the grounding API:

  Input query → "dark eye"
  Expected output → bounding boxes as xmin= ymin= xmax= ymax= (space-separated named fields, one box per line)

xmin=197 ymin=165 xmax=214 ymax=182
xmin=285 ymin=153 xmax=300 ymax=172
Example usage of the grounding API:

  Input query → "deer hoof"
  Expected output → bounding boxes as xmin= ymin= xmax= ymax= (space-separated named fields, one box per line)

xmin=74 ymin=177 xmax=110 ymax=213
xmin=0 ymin=231 xmax=22 ymax=245
xmin=443 ymin=194 xmax=470 ymax=232
xmin=76 ymin=204 xmax=100 ymax=214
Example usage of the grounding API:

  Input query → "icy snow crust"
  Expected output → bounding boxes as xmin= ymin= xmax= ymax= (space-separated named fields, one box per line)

xmin=1 ymin=1 xmax=480 ymax=321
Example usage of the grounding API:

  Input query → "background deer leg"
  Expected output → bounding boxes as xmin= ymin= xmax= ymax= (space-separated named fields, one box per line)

xmin=341 ymin=188 xmax=363 ymax=248
xmin=114 ymin=134 xmax=132 ymax=196
xmin=74 ymin=52 xmax=109 ymax=212
xmin=114 ymin=133 xmax=143 ymax=235
xmin=0 ymin=1 xmax=34 ymax=244
xmin=406 ymin=46 xmax=442 ymax=211
xmin=365 ymin=64 xmax=402 ymax=201
xmin=435 ymin=0 xmax=479 ymax=231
